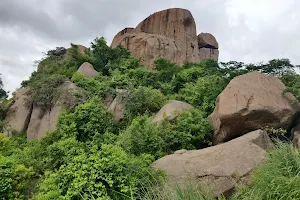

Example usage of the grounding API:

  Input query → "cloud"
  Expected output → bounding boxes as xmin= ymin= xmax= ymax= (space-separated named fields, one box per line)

xmin=0 ymin=0 xmax=299 ymax=93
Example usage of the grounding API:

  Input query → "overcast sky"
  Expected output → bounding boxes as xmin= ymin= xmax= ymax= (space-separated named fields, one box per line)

xmin=0 ymin=0 xmax=299 ymax=93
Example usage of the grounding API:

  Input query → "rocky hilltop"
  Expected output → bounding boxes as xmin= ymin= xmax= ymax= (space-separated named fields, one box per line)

xmin=111 ymin=8 xmax=219 ymax=67
xmin=1 ymin=8 xmax=300 ymax=200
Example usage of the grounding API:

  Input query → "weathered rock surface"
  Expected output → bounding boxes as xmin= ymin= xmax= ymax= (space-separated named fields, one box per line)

xmin=152 ymin=100 xmax=194 ymax=123
xmin=27 ymin=81 xmax=79 ymax=140
xmin=77 ymin=62 xmax=98 ymax=79
xmin=199 ymin=48 xmax=219 ymax=61
xmin=111 ymin=28 xmax=134 ymax=45
xmin=153 ymin=130 xmax=273 ymax=197
xmin=4 ymin=88 xmax=32 ymax=136
xmin=135 ymin=8 xmax=200 ymax=63
xmin=112 ymin=32 xmax=181 ymax=67
xmin=209 ymin=72 xmax=299 ymax=145
xmin=108 ymin=89 xmax=129 ymax=122
xmin=198 ymin=33 xmax=219 ymax=49
xmin=111 ymin=8 xmax=220 ymax=67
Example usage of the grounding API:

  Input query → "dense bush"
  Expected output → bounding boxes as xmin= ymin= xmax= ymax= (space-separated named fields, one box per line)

xmin=36 ymin=144 xmax=155 ymax=200
xmin=119 ymin=110 xmax=212 ymax=159
xmin=126 ymin=87 xmax=167 ymax=119
xmin=176 ymin=75 xmax=228 ymax=115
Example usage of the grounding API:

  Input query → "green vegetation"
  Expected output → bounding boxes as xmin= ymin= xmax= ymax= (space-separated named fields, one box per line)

xmin=0 ymin=75 xmax=8 ymax=132
xmin=1 ymin=36 xmax=300 ymax=199
xmin=232 ymin=142 xmax=300 ymax=200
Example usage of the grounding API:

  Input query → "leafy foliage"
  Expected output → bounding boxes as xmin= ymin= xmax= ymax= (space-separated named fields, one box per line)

xmin=126 ymin=87 xmax=167 ymax=119
xmin=2 ymin=35 xmax=300 ymax=200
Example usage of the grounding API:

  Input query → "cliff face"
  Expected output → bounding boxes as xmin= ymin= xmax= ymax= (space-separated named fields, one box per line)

xmin=111 ymin=8 xmax=219 ymax=68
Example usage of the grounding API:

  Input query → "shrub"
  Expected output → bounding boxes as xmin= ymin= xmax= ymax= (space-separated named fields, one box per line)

xmin=176 ymin=75 xmax=228 ymax=115
xmin=168 ymin=109 xmax=213 ymax=150
xmin=56 ymin=98 xmax=115 ymax=142
xmin=36 ymin=144 xmax=156 ymax=200
xmin=24 ymin=73 xmax=67 ymax=109
xmin=119 ymin=110 xmax=213 ymax=159
xmin=91 ymin=37 xmax=130 ymax=74
xmin=126 ymin=87 xmax=167 ymax=118
xmin=72 ymin=72 xmax=114 ymax=98
xmin=118 ymin=115 xmax=167 ymax=158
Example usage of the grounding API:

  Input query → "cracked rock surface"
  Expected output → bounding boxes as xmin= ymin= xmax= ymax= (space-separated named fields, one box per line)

xmin=153 ymin=130 xmax=273 ymax=197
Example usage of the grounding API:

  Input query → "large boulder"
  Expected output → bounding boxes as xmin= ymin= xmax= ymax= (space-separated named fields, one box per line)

xmin=111 ymin=8 xmax=201 ymax=67
xmin=153 ymin=130 xmax=273 ymax=197
xmin=112 ymin=32 xmax=181 ymax=67
xmin=198 ymin=33 xmax=219 ymax=49
xmin=198 ymin=33 xmax=219 ymax=61
xmin=77 ymin=62 xmax=98 ymax=79
xmin=152 ymin=100 xmax=194 ymax=123
xmin=108 ymin=89 xmax=129 ymax=122
xmin=3 ymin=88 xmax=32 ymax=136
xmin=209 ymin=72 xmax=299 ymax=145
xmin=27 ymin=81 xmax=80 ymax=140
xmin=135 ymin=8 xmax=200 ymax=63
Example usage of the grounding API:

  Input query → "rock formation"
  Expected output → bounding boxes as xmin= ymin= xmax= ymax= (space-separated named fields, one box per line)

xmin=77 ymin=62 xmax=98 ymax=79
xmin=111 ymin=8 xmax=218 ymax=67
xmin=4 ymin=82 xmax=83 ymax=140
xmin=27 ymin=81 xmax=80 ymax=140
xmin=209 ymin=72 xmax=299 ymax=145
xmin=152 ymin=100 xmax=194 ymax=123
xmin=4 ymin=88 xmax=32 ymax=136
xmin=198 ymin=33 xmax=219 ymax=61
xmin=153 ymin=129 xmax=273 ymax=197
xmin=108 ymin=89 xmax=129 ymax=122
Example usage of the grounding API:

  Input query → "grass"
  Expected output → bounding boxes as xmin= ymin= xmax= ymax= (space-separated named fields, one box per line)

xmin=231 ymin=141 xmax=300 ymax=200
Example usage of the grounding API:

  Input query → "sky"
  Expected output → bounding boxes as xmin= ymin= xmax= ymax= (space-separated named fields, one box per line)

xmin=0 ymin=0 xmax=300 ymax=93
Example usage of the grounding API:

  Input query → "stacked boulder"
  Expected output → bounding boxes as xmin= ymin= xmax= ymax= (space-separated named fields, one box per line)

xmin=153 ymin=71 xmax=300 ymax=197
xmin=111 ymin=8 xmax=219 ymax=68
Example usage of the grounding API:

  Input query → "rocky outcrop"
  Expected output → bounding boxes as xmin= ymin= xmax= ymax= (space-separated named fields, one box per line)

xmin=77 ymin=62 xmax=98 ymax=79
xmin=152 ymin=100 xmax=194 ymax=123
xmin=112 ymin=33 xmax=181 ymax=67
xmin=27 ymin=81 xmax=79 ymax=140
xmin=111 ymin=8 xmax=219 ymax=67
xmin=209 ymin=72 xmax=299 ymax=145
xmin=153 ymin=130 xmax=273 ymax=197
xmin=108 ymin=89 xmax=129 ymax=122
xmin=135 ymin=8 xmax=200 ymax=63
xmin=3 ymin=88 xmax=32 ymax=136
xmin=111 ymin=28 xmax=134 ymax=45
xmin=198 ymin=33 xmax=219 ymax=61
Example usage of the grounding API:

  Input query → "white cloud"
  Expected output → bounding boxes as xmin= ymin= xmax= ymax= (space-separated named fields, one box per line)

xmin=0 ymin=0 xmax=299 ymax=93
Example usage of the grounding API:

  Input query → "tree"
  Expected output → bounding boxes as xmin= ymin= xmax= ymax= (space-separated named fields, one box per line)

xmin=0 ymin=74 xmax=7 ymax=99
